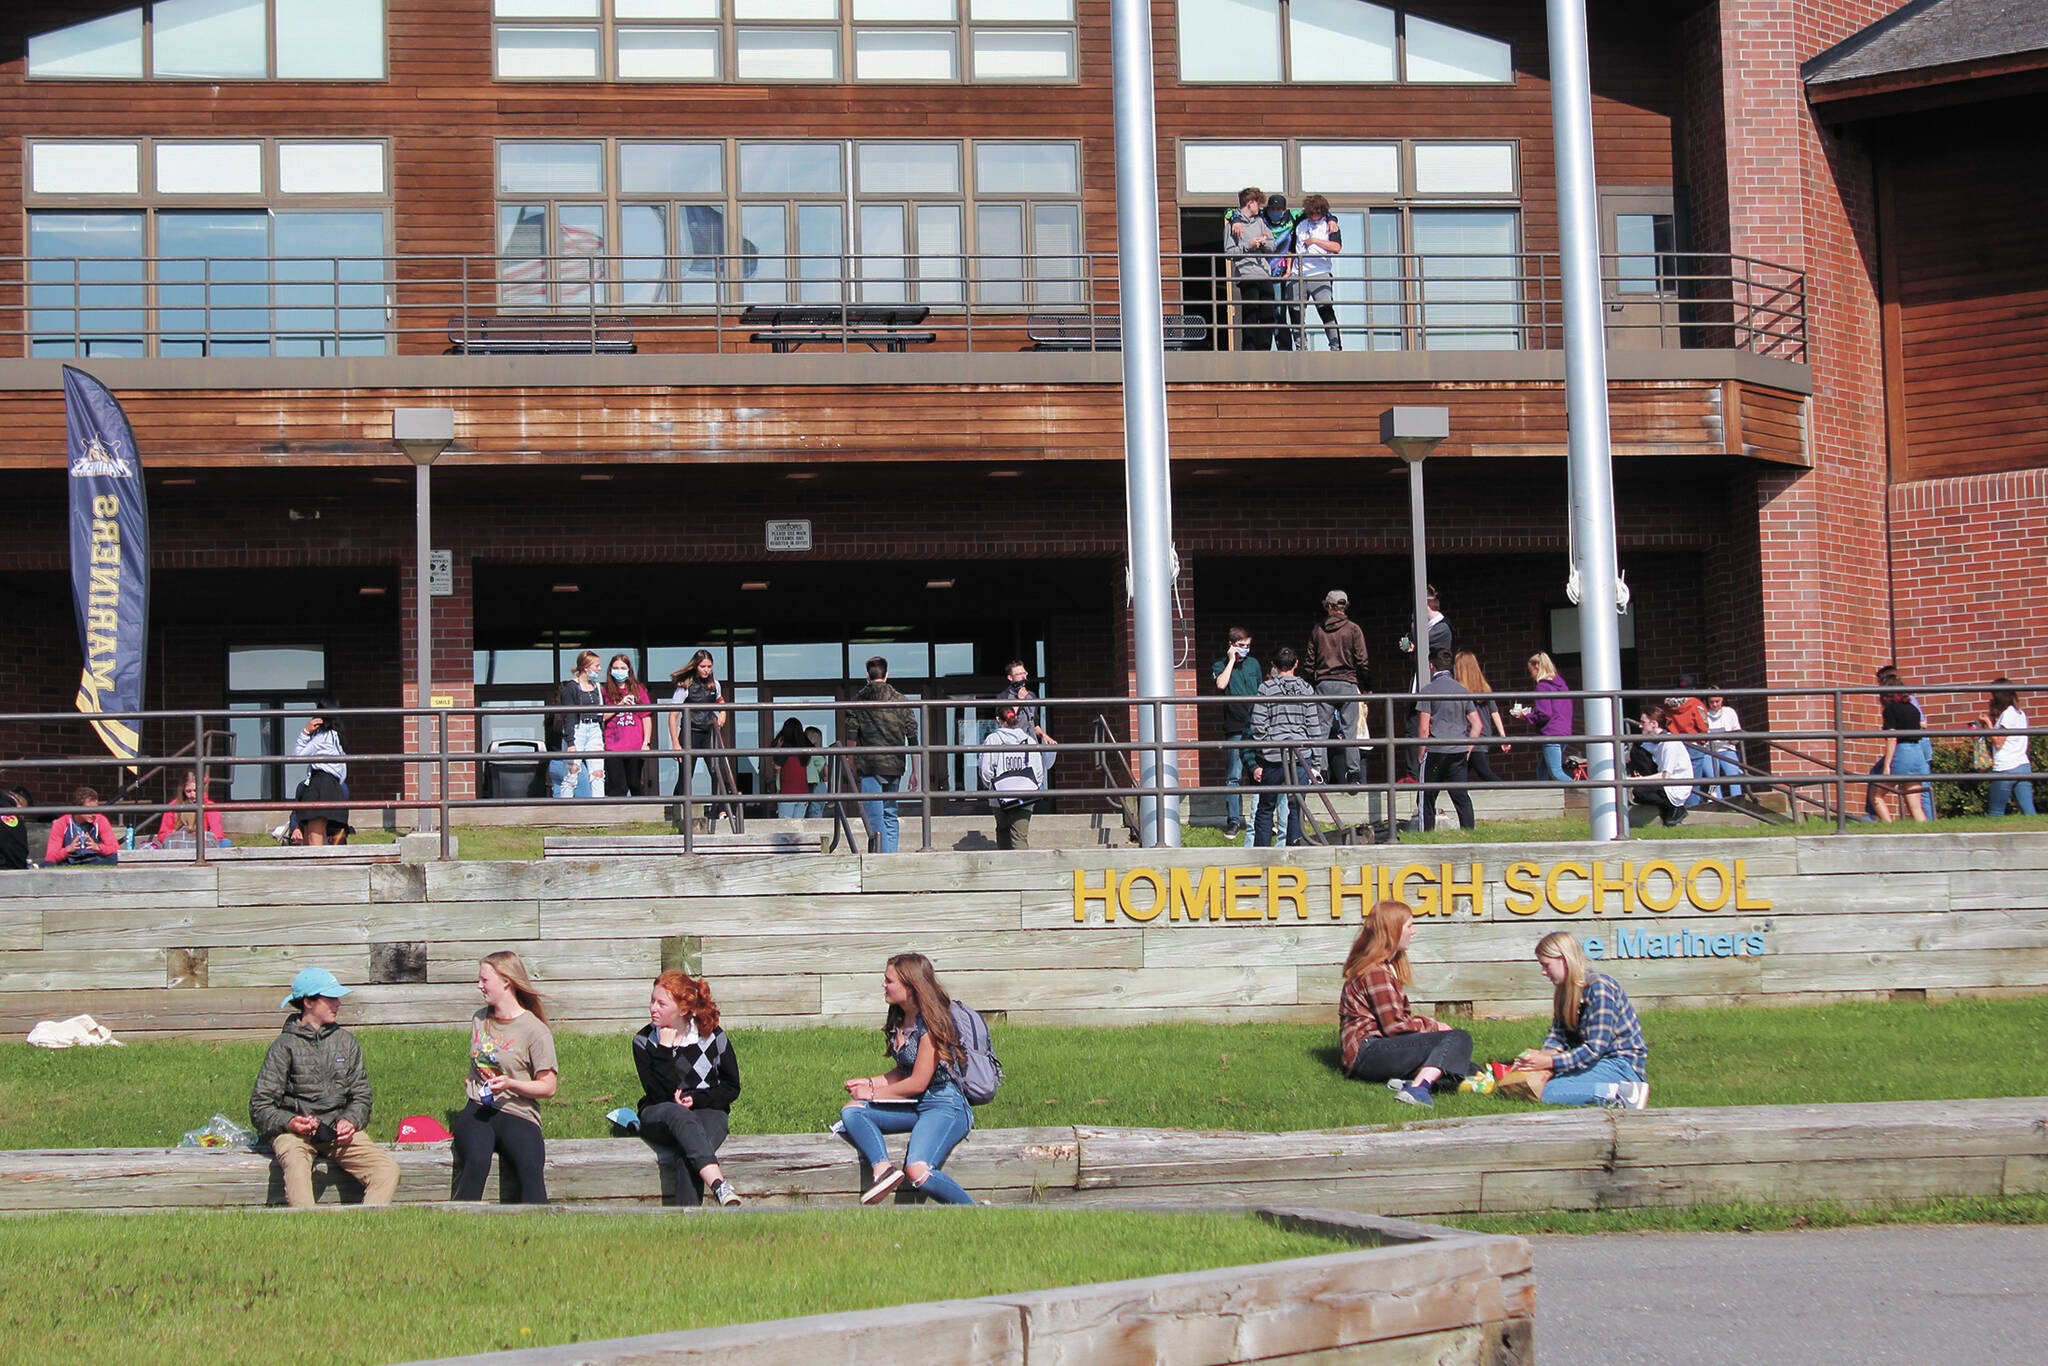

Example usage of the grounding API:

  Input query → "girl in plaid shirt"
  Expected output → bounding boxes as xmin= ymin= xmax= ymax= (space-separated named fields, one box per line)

xmin=1517 ymin=932 xmax=1650 ymax=1109
xmin=1337 ymin=900 xmax=1474 ymax=1108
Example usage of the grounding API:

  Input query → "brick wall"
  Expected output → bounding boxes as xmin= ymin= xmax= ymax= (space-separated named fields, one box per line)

xmin=1889 ymin=468 xmax=2048 ymax=729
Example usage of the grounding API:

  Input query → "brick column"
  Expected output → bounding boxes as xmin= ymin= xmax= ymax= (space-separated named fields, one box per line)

xmin=398 ymin=549 xmax=476 ymax=809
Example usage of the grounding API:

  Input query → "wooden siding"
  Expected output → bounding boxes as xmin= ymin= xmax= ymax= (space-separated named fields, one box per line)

xmin=0 ymin=1 xmax=1680 ymax=266
xmin=0 ymin=832 xmax=2041 ymax=1040
xmin=0 ymin=375 xmax=1808 ymax=468
xmin=1879 ymin=94 xmax=2048 ymax=482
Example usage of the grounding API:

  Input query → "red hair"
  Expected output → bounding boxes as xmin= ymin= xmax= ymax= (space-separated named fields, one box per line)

xmin=653 ymin=970 xmax=720 ymax=1035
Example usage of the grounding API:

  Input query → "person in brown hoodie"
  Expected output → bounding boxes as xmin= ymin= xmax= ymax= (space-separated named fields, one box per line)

xmin=1306 ymin=590 xmax=1370 ymax=785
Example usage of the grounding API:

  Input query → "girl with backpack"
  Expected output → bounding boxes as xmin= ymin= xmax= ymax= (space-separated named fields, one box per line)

xmin=836 ymin=952 xmax=978 ymax=1205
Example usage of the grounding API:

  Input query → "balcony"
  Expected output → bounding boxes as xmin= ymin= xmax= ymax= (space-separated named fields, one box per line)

xmin=4 ymin=249 xmax=1807 ymax=363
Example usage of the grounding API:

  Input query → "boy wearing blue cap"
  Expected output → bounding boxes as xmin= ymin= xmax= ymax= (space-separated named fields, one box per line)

xmin=250 ymin=967 xmax=401 ymax=1208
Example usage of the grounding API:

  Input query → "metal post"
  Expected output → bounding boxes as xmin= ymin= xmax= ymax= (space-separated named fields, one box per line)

xmin=1110 ymin=0 xmax=1180 ymax=847
xmin=1409 ymin=463 xmax=1431 ymax=695
xmin=438 ymin=710 xmax=452 ymax=861
xmin=415 ymin=460 xmax=435 ymax=834
xmin=1548 ymin=0 xmax=1626 ymax=843
xmin=918 ymin=701 xmax=934 ymax=853
xmin=193 ymin=713 xmax=208 ymax=867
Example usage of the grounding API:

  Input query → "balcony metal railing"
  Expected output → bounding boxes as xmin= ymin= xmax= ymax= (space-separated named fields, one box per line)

xmin=1 ymin=249 xmax=1807 ymax=362
xmin=0 ymin=681 xmax=2031 ymax=861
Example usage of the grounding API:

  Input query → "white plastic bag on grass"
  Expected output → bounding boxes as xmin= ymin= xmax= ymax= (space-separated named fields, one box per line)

xmin=26 ymin=1014 xmax=124 ymax=1048
xmin=179 ymin=1115 xmax=257 ymax=1150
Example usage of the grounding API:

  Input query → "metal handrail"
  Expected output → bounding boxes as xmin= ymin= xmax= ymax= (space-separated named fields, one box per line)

xmin=2 ymin=248 xmax=1809 ymax=362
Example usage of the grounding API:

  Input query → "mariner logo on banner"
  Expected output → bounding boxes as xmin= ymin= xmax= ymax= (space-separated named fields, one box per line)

xmin=63 ymin=366 xmax=150 ymax=767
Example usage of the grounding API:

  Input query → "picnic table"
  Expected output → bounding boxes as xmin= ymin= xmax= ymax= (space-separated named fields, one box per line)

xmin=741 ymin=303 xmax=936 ymax=353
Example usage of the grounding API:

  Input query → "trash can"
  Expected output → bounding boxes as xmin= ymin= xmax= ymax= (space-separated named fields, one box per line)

xmin=483 ymin=738 xmax=546 ymax=800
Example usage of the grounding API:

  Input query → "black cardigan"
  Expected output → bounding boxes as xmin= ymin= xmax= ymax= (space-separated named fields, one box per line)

xmin=631 ymin=1022 xmax=741 ymax=1114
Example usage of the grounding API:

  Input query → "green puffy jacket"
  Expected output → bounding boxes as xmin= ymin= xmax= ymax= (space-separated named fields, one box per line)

xmin=249 ymin=1015 xmax=374 ymax=1138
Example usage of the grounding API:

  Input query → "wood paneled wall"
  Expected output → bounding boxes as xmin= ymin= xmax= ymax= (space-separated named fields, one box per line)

xmin=1879 ymin=94 xmax=2048 ymax=482
xmin=2 ymin=832 xmax=2041 ymax=1040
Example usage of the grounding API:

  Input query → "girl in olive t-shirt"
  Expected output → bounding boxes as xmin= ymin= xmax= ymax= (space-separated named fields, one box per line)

xmin=452 ymin=951 xmax=559 ymax=1203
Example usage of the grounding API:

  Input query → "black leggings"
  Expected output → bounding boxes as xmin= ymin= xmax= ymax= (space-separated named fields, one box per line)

xmin=1347 ymin=1030 xmax=1474 ymax=1085
xmin=451 ymin=1102 xmax=548 ymax=1203
xmin=639 ymin=1102 xmax=729 ymax=1206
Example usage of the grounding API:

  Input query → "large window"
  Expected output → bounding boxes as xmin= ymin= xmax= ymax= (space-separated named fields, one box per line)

xmin=27 ymin=1 xmax=386 ymax=81
xmin=1177 ymin=1 xmax=1509 ymax=84
xmin=491 ymin=0 xmax=1075 ymax=82
xmin=26 ymin=139 xmax=391 ymax=357
xmin=495 ymin=137 xmax=1081 ymax=307
xmin=1182 ymin=138 xmax=1520 ymax=350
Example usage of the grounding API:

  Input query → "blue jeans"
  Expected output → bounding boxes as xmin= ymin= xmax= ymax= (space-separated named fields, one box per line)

xmin=1253 ymin=758 xmax=1306 ymax=847
xmin=1989 ymin=770 xmax=2037 ymax=817
xmin=859 ymin=773 xmax=902 ymax=853
xmin=1543 ymin=1055 xmax=1645 ymax=1107
xmin=556 ymin=720 xmax=605 ymax=798
xmin=1222 ymin=733 xmax=1249 ymax=826
xmin=836 ymin=1088 xmax=975 ymax=1205
xmin=1693 ymin=748 xmax=1741 ymax=800
xmin=1539 ymin=742 xmax=1568 ymax=784
xmin=777 ymin=800 xmax=806 ymax=819
xmin=806 ymin=779 xmax=828 ymax=820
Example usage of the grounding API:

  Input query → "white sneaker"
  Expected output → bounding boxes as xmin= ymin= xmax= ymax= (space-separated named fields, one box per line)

xmin=1602 ymin=1081 xmax=1650 ymax=1111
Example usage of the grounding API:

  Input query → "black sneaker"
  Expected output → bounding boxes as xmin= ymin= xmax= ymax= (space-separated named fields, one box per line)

xmin=1223 ymin=820 xmax=1242 ymax=839
xmin=1663 ymin=808 xmax=1688 ymax=827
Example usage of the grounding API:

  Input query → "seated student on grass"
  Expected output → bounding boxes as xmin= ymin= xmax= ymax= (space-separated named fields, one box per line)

xmin=835 ymin=952 xmax=976 ymax=1206
xmin=150 ymin=769 xmax=228 ymax=849
xmin=1511 ymin=931 xmax=1649 ymax=1110
xmin=250 ymin=967 xmax=401 ymax=1208
xmin=44 ymin=786 xmax=118 ymax=866
xmin=1337 ymin=899 xmax=1473 ymax=1108
xmin=632 ymin=969 xmax=742 ymax=1207
xmin=454 ymin=951 xmax=559 ymax=1204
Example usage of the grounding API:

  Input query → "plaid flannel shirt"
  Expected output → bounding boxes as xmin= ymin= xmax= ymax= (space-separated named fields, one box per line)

xmin=1337 ymin=964 xmax=1438 ymax=1072
xmin=1542 ymin=973 xmax=1647 ymax=1076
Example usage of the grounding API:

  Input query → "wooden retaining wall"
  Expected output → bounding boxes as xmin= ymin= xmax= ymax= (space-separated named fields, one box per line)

xmin=3 ymin=1099 xmax=2041 ymax=1217
xmin=3 ymin=832 xmax=2047 ymax=1037
xmin=402 ymin=1208 xmax=1534 ymax=1366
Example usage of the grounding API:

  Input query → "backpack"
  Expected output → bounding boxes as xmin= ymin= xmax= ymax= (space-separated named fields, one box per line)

xmin=948 ymin=1000 xmax=1005 ymax=1106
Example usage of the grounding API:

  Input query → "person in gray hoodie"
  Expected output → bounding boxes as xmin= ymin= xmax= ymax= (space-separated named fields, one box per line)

xmin=250 ymin=966 xmax=401 ymax=1208
xmin=1249 ymin=647 xmax=1322 ymax=847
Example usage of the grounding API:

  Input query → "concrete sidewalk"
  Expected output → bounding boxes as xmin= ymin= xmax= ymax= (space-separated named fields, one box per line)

xmin=1532 ymin=1223 xmax=2047 ymax=1364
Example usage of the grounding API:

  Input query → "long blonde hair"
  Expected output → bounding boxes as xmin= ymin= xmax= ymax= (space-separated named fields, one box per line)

xmin=1536 ymin=931 xmax=1591 ymax=1032
xmin=481 ymin=950 xmax=550 ymax=1025
xmin=1528 ymin=652 xmax=1558 ymax=682
xmin=1342 ymin=900 xmax=1414 ymax=987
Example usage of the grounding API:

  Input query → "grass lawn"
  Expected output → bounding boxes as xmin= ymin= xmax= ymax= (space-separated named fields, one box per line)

xmin=2 ymin=997 xmax=2043 ymax=1150
xmin=0 ymin=1208 xmax=1348 ymax=1366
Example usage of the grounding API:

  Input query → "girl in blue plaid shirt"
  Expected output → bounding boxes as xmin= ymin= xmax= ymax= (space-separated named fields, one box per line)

xmin=1517 ymin=932 xmax=1650 ymax=1110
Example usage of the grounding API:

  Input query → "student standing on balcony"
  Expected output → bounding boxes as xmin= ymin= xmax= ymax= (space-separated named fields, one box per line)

xmin=848 ymin=656 xmax=918 ymax=854
xmin=1249 ymin=646 xmax=1321 ymax=848
xmin=293 ymin=704 xmax=350 ymax=846
xmin=1224 ymin=187 xmax=1283 ymax=351
xmin=1295 ymin=194 xmax=1344 ymax=349
xmin=554 ymin=651 xmax=606 ymax=800
xmin=1985 ymin=680 xmax=2037 ymax=817
xmin=1306 ymin=590 xmax=1369 ymax=787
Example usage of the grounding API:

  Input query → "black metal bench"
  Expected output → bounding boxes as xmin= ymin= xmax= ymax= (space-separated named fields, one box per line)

xmin=741 ymin=303 xmax=937 ymax=353
xmin=1027 ymin=311 xmax=1209 ymax=352
xmin=447 ymin=315 xmax=637 ymax=355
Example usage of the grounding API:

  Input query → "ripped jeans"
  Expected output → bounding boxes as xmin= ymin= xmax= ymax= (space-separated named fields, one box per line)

xmin=835 ymin=1085 xmax=975 ymax=1205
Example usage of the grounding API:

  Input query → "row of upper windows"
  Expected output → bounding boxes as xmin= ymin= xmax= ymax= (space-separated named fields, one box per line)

xmin=26 ymin=0 xmax=1510 ymax=85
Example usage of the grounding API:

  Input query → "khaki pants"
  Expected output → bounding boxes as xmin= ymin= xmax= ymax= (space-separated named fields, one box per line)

xmin=270 ymin=1131 xmax=402 ymax=1208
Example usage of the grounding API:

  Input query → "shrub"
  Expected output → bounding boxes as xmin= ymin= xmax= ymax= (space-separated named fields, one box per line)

xmin=1932 ymin=734 xmax=2048 ymax=818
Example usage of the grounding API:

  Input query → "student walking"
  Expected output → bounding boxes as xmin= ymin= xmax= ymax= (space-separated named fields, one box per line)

xmin=632 ymin=970 xmax=742 ymax=1207
xmin=1513 ymin=932 xmax=1649 ymax=1110
xmin=554 ymin=652 xmax=607 ymax=799
xmin=1337 ymin=901 xmax=1473 ymax=1108
xmin=1521 ymin=652 xmax=1575 ymax=786
xmin=835 ymin=953 xmax=977 ymax=1205
xmin=452 ymin=951 xmax=559 ymax=1204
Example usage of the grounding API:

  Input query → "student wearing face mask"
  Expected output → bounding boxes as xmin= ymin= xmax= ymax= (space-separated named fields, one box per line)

xmin=602 ymin=654 xmax=656 ymax=800
xmin=555 ymin=651 xmax=606 ymax=800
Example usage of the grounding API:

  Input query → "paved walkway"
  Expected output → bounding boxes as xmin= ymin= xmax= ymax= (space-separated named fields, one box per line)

xmin=1531 ymin=1224 xmax=2048 ymax=1364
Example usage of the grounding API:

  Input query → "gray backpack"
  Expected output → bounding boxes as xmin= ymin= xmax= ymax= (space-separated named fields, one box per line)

xmin=948 ymin=1001 xmax=1005 ymax=1106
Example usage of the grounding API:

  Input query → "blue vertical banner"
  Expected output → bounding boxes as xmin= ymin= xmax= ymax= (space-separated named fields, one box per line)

xmin=62 ymin=365 xmax=150 ymax=767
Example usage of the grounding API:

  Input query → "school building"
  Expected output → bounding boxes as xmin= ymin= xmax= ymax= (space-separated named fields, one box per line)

xmin=0 ymin=0 xmax=2041 ymax=808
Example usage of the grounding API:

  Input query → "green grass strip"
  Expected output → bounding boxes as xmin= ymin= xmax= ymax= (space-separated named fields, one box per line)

xmin=1443 ymin=1192 xmax=2048 ymax=1237
xmin=2 ymin=996 xmax=2043 ymax=1149
xmin=0 ymin=1208 xmax=1347 ymax=1366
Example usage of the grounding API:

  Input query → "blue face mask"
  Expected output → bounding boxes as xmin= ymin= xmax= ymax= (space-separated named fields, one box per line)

xmin=611 ymin=667 xmax=628 ymax=681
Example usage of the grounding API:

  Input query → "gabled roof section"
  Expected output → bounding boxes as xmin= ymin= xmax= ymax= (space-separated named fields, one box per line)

xmin=1804 ymin=0 xmax=2048 ymax=94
